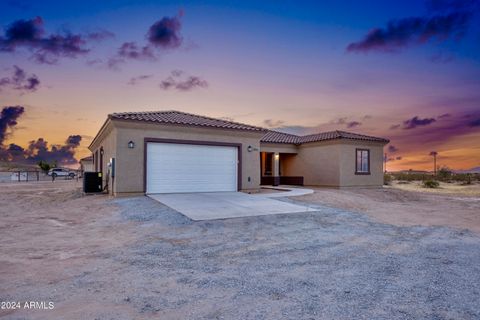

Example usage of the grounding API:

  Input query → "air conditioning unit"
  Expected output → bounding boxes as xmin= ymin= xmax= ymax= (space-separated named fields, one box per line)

xmin=83 ymin=172 xmax=102 ymax=193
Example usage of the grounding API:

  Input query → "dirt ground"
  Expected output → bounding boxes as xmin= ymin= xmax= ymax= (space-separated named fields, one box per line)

xmin=391 ymin=180 xmax=480 ymax=197
xmin=293 ymin=182 xmax=480 ymax=233
xmin=1 ymin=181 xmax=479 ymax=319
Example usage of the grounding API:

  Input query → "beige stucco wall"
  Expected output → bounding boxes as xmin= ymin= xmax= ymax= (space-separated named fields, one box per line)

xmin=265 ymin=140 xmax=385 ymax=187
xmin=282 ymin=140 xmax=341 ymax=186
xmin=80 ymin=160 xmax=94 ymax=172
xmin=338 ymin=142 xmax=384 ymax=186
xmin=89 ymin=123 xmax=117 ymax=195
xmin=260 ymin=143 xmax=298 ymax=154
xmin=111 ymin=120 xmax=264 ymax=195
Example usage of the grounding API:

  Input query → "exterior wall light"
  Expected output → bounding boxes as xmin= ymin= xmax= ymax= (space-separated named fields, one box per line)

xmin=128 ymin=141 xmax=135 ymax=149
xmin=247 ymin=145 xmax=258 ymax=152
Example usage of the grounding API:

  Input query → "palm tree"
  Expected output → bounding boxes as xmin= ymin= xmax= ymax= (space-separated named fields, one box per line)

xmin=430 ymin=151 xmax=438 ymax=175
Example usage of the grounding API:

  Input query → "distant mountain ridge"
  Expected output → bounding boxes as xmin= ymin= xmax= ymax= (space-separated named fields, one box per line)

xmin=455 ymin=166 xmax=480 ymax=174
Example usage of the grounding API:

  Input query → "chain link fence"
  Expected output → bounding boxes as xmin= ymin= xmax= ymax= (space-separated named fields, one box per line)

xmin=0 ymin=170 xmax=81 ymax=183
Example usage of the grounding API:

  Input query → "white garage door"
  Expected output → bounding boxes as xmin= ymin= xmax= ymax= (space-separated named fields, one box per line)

xmin=146 ymin=142 xmax=238 ymax=194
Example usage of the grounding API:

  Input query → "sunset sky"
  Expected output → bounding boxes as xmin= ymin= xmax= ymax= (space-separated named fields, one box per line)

xmin=1 ymin=0 xmax=479 ymax=171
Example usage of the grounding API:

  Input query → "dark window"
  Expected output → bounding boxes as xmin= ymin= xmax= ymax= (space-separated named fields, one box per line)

xmin=99 ymin=147 xmax=104 ymax=174
xmin=95 ymin=150 xmax=98 ymax=171
xmin=264 ymin=153 xmax=273 ymax=176
xmin=356 ymin=149 xmax=370 ymax=174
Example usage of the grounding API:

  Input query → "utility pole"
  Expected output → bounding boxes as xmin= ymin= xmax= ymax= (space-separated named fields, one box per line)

xmin=430 ymin=151 xmax=438 ymax=175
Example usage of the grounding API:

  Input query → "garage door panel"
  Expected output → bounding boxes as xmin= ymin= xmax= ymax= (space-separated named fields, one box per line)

xmin=146 ymin=143 xmax=238 ymax=194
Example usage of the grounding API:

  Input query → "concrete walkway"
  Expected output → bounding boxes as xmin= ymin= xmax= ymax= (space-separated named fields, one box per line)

xmin=148 ymin=192 xmax=312 ymax=221
xmin=256 ymin=186 xmax=314 ymax=198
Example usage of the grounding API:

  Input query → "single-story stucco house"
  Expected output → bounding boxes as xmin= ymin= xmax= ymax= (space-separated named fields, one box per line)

xmin=79 ymin=155 xmax=94 ymax=173
xmin=88 ymin=110 xmax=389 ymax=196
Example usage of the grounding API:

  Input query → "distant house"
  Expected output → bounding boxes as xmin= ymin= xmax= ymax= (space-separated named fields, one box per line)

xmin=79 ymin=155 xmax=94 ymax=173
xmin=89 ymin=110 xmax=389 ymax=196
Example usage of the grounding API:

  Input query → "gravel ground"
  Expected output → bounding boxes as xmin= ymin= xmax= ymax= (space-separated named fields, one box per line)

xmin=1 ymin=183 xmax=480 ymax=319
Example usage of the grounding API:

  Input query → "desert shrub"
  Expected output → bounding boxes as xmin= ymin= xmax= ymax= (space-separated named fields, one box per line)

xmin=37 ymin=160 xmax=57 ymax=173
xmin=390 ymin=172 xmax=431 ymax=181
xmin=459 ymin=174 xmax=472 ymax=185
xmin=384 ymin=173 xmax=392 ymax=185
xmin=448 ymin=173 xmax=472 ymax=184
xmin=437 ymin=166 xmax=452 ymax=181
xmin=38 ymin=160 xmax=51 ymax=173
xmin=423 ymin=180 xmax=440 ymax=188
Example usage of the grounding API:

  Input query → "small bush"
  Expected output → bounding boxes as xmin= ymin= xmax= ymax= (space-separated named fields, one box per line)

xmin=390 ymin=172 xmax=432 ymax=181
xmin=423 ymin=180 xmax=440 ymax=188
xmin=384 ymin=173 xmax=392 ymax=185
xmin=437 ymin=166 xmax=452 ymax=181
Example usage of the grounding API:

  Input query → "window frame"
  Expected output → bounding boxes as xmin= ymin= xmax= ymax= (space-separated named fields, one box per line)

xmin=355 ymin=148 xmax=371 ymax=175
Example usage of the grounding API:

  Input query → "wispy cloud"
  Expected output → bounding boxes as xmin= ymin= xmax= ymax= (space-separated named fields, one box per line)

xmin=346 ymin=1 xmax=477 ymax=53
xmin=346 ymin=121 xmax=361 ymax=128
xmin=263 ymin=119 xmax=286 ymax=128
xmin=402 ymin=116 xmax=437 ymax=129
xmin=159 ymin=70 xmax=208 ymax=91
xmin=330 ymin=117 xmax=363 ymax=129
xmin=388 ymin=145 xmax=399 ymax=153
xmin=108 ymin=11 xmax=184 ymax=69
xmin=127 ymin=74 xmax=153 ymax=85
xmin=0 ymin=65 xmax=40 ymax=93
xmin=0 ymin=17 xmax=111 ymax=64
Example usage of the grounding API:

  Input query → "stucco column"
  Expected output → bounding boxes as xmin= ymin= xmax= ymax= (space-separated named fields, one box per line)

xmin=273 ymin=152 xmax=280 ymax=186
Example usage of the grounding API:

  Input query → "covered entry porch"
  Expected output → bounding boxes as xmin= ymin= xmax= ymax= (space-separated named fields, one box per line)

xmin=260 ymin=151 xmax=303 ymax=186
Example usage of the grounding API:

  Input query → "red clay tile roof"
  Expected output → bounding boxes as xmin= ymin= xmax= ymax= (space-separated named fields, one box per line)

xmin=261 ymin=131 xmax=301 ymax=144
xmin=261 ymin=130 xmax=389 ymax=144
xmin=298 ymin=130 xmax=389 ymax=143
xmin=108 ymin=110 xmax=388 ymax=143
xmin=110 ymin=110 xmax=266 ymax=132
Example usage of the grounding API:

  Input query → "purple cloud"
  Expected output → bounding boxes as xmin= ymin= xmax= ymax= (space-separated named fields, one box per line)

xmin=469 ymin=118 xmax=480 ymax=127
xmin=87 ymin=29 xmax=115 ymax=41
xmin=346 ymin=121 xmax=362 ymax=128
xmin=0 ymin=65 xmax=40 ymax=93
xmin=159 ymin=70 xmax=208 ymax=91
xmin=127 ymin=74 xmax=153 ymax=85
xmin=263 ymin=119 xmax=286 ymax=128
xmin=117 ymin=42 xmax=155 ymax=60
xmin=108 ymin=13 xmax=184 ymax=68
xmin=19 ymin=135 xmax=82 ymax=164
xmin=0 ymin=106 xmax=25 ymax=145
xmin=402 ymin=116 xmax=437 ymax=129
xmin=147 ymin=14 xmax=183 ymax=49
xmin=390 ymin=124 xmax=401 ymax=130
xmin=176 ymin=76 xmax=208 ymax=91
xmin=0 ymin=17 xmax=93 ymax=64
xmin=388 ymin=145 xmax=399 ymax=153
xmin=331 ymin=117 xmax=362 ymax=129
xmin=346 ymin=10 xmax=472 ymax=53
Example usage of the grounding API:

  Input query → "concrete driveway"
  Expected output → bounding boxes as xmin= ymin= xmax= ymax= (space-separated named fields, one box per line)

xmin=148 ymin=191 xmax=312 ymax=220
